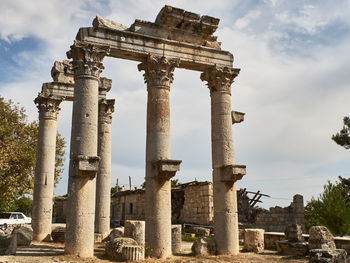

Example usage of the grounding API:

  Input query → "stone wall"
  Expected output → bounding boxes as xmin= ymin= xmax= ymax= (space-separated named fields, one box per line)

xmin=252 ymin=195 xmax=305 ymax=232
xmin=178 ymin=182 xmax=213 ymax=225
xmin=110 ymin=181 xmax=214 ymax=225
xmin=111 ymin=189 xmax=145 ymax=221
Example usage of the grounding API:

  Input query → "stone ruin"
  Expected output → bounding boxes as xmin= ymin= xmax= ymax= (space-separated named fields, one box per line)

xmin=31 ymin=5 xmax=247 ymax=258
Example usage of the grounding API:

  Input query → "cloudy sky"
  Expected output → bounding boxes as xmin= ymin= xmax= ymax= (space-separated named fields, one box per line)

xmin=1 ymin=0 xmax=350 ymax=208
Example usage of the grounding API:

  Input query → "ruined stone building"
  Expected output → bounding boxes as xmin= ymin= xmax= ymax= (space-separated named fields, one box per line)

xmin=55 ymin=180 xmax=305 ymax=233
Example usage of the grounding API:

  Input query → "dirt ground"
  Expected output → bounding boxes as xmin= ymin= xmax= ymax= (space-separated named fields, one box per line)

xmin=0 ymin=241 xmax=308 ymax=263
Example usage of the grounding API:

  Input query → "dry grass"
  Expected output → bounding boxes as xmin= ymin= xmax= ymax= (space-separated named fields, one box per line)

xmin=0 ymin=242 xmax=307 ymax=263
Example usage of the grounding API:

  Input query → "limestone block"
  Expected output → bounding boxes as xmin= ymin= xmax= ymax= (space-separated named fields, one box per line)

xmin=0 ymin=231 xmax=17 ymax=255
xmin=171 ymin=225 xmax=182 ymax=253
xmin=191 ymin=237 xmax=216 ymax=256
xmin=105 ymin=237 xmax=138 ymax=261
xmin=309 ymin=226 xmax=336 ymax=250
xmin=276 ymin=240 xmax=309 ymax=256
xmin=309 ymin=249 xmax=347 ymax=263
xmin=51 ymin=226 xmax=66 ymax=243
xmin=94 ymin=233 xmax=103 ymax=243
xmin=122 ymin=245 xmax=145 ymax=261
xmin=231 ymin=111 xmax=245 ymax=124
xmin=14 ymin=225 xmax=33 ymax=246
xmin=124 ymin=220 xmax=145 ymax=247
xmin=285 ymin=224 xmax=304 ymax=242
xmin=244 ymin=229 xmax=264 ymax=253
xmin=188 ymin=226 xmax=210 ymax=237
xmin=220 ymin=164 xmax=246 ymax=182
xmin=107 ymin=227 xmax=124 ymax=241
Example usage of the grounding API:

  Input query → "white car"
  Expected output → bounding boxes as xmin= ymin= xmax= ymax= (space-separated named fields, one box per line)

xmin=0 ymin=212 xmax=32 ymax=230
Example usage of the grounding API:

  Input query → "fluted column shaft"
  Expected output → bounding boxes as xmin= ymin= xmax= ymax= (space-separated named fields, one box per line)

xmin=95 ymin=99 xmax=115 ymax=237
xmin=138 ymin=55 xmax=179 ymax=258
xmin=65 ymin=41 xmax=109 ymax=257
xmin=201 ymin=67 xmax=240 ymax=255
xmin=32 ymin=96 xmax=62 ymax=241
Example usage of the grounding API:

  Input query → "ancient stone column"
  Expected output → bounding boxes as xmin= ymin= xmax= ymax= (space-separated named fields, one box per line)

xmin=65 ymin=40 xmax=109 ymax=257
xmin=32 ymin=95 xmax=62 ymax=241
xmin=201 ymin=66 xmax=245 ymax=255
xmin=95 ymin=99 xmax=115 ymax=238
xmin=138 ymin=54 xmax=181 ymax=258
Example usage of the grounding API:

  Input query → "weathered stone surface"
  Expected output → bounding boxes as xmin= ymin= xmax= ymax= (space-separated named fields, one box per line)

xmin=0 ymin=231 xmax=17 ymax=255
xmin=201 ymin=66 xmax=241 ymax=255
xmin=276 ymin=240 xmax=308 ymax=256
xmin=188 ymin=226 xmax=210 ymax=237
xmin=121 ymin=245 xmax=145 ymax=261
xmin=15 ymin=225 xmax=33 ymax=246
xmin=244 ymin=229 xmax=264 ymax=253
xmin=285 ymin=224 xmax=304 ymax=242
xmin=93 ymin=15 xmax=128 ymax=31
xmin=124 ymin=220 xmax=145 ymax=247
xmin=51 ymin=60 xmax=74 ymax=83
xmin=140 ymin=54 xmax=180 ymax=258
xmin=51 ymin=226 xmax=66 ymax=243
xmin=309 ymin=248 xmax=347 ymax=263
xmin=65 ymin=40 xmax=109 ymax=258
xmin=191 ymin=237 xmax=217 ymax=256
xmin=32 ymin=95 xmax=62 ymax=242
xmin=171 ymin=225 xmax=182 ymax=253
xmin=104 ymin=227 xmax=124 ymax=242
xmin=95 ymin=99 xmax=115 ymax=238
xmin=309 ymin=226 xmax=336 ymax=250
xmin=105 ymin=237 xmax=138 ymax=261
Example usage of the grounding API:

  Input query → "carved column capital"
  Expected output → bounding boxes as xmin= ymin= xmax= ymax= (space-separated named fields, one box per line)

xmin=34 ymin=95 xmax=63 ymax=120
xmin=98 ymin=99 xmax=115 ymax=124
xmin=138 ymin=54 xmax=179 ymax=89
xmin=200 ymin=66 xmax=240 ymax=94
xmin=67 ymin=40 xmax=110 ymax=79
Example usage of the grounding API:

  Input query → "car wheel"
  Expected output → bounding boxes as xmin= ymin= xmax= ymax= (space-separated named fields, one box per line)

xmin=1 ymin=223 xmax=7 ymax=231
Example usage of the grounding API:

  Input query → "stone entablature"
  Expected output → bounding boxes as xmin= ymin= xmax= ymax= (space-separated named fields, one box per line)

xmin=76 ymin=8 xmax=233 ymax=72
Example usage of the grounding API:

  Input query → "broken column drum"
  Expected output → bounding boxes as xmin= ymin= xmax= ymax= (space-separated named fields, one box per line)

xmin=138 ymin=54 xmax=182 ymax=258
xmin=95 ymin=99 xmax=115 ymax=237
xmin=201 ymin=67 xmax=244 ymax=255
xmin=65 ymin=41 xmax=109 ymax=257
xmin=32 ymin=96 xmax=62 ymax=241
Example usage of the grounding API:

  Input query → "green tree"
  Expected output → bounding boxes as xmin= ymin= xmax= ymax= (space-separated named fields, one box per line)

xmin=0 ymin=97 xmax=66 ymax=210
xmin=332 ymin=116 xmax=350 ymax=149
xmin=305 ymin=177 xmax=350 ymax=236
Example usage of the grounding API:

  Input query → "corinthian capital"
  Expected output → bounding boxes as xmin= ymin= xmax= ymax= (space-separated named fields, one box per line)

xmin=138 ymin=54 xmax=179 ymax=88
xmin=200 ymin=66 xmax=240 ymax=94
xmin=67 ymin=40 xmax=110 ymax=79
xmin=34 ymin=95 xmax=63 ymax=120
xmin=98 ymin=99 xmax=115 ymax=124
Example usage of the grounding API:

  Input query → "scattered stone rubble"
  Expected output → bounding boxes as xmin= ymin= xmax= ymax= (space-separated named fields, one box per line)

xmin=0 ymin=225 xmax=33 ymax=255
xmin=187 ymin=226 xmax=211 ymax=237
xmin=308 ymin=226 xmax=347 ymax=263
xmin=276 ymin=224 xmax=308 ymax=256
xmin=191 ymin=237 xmax=217 ymax=256
xmin=105 ymin=220 xmax=145 ymax=261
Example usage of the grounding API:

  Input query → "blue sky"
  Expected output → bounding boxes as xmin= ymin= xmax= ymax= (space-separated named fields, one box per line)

xmin=1 ymin=0 xmax=350 ymax=208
